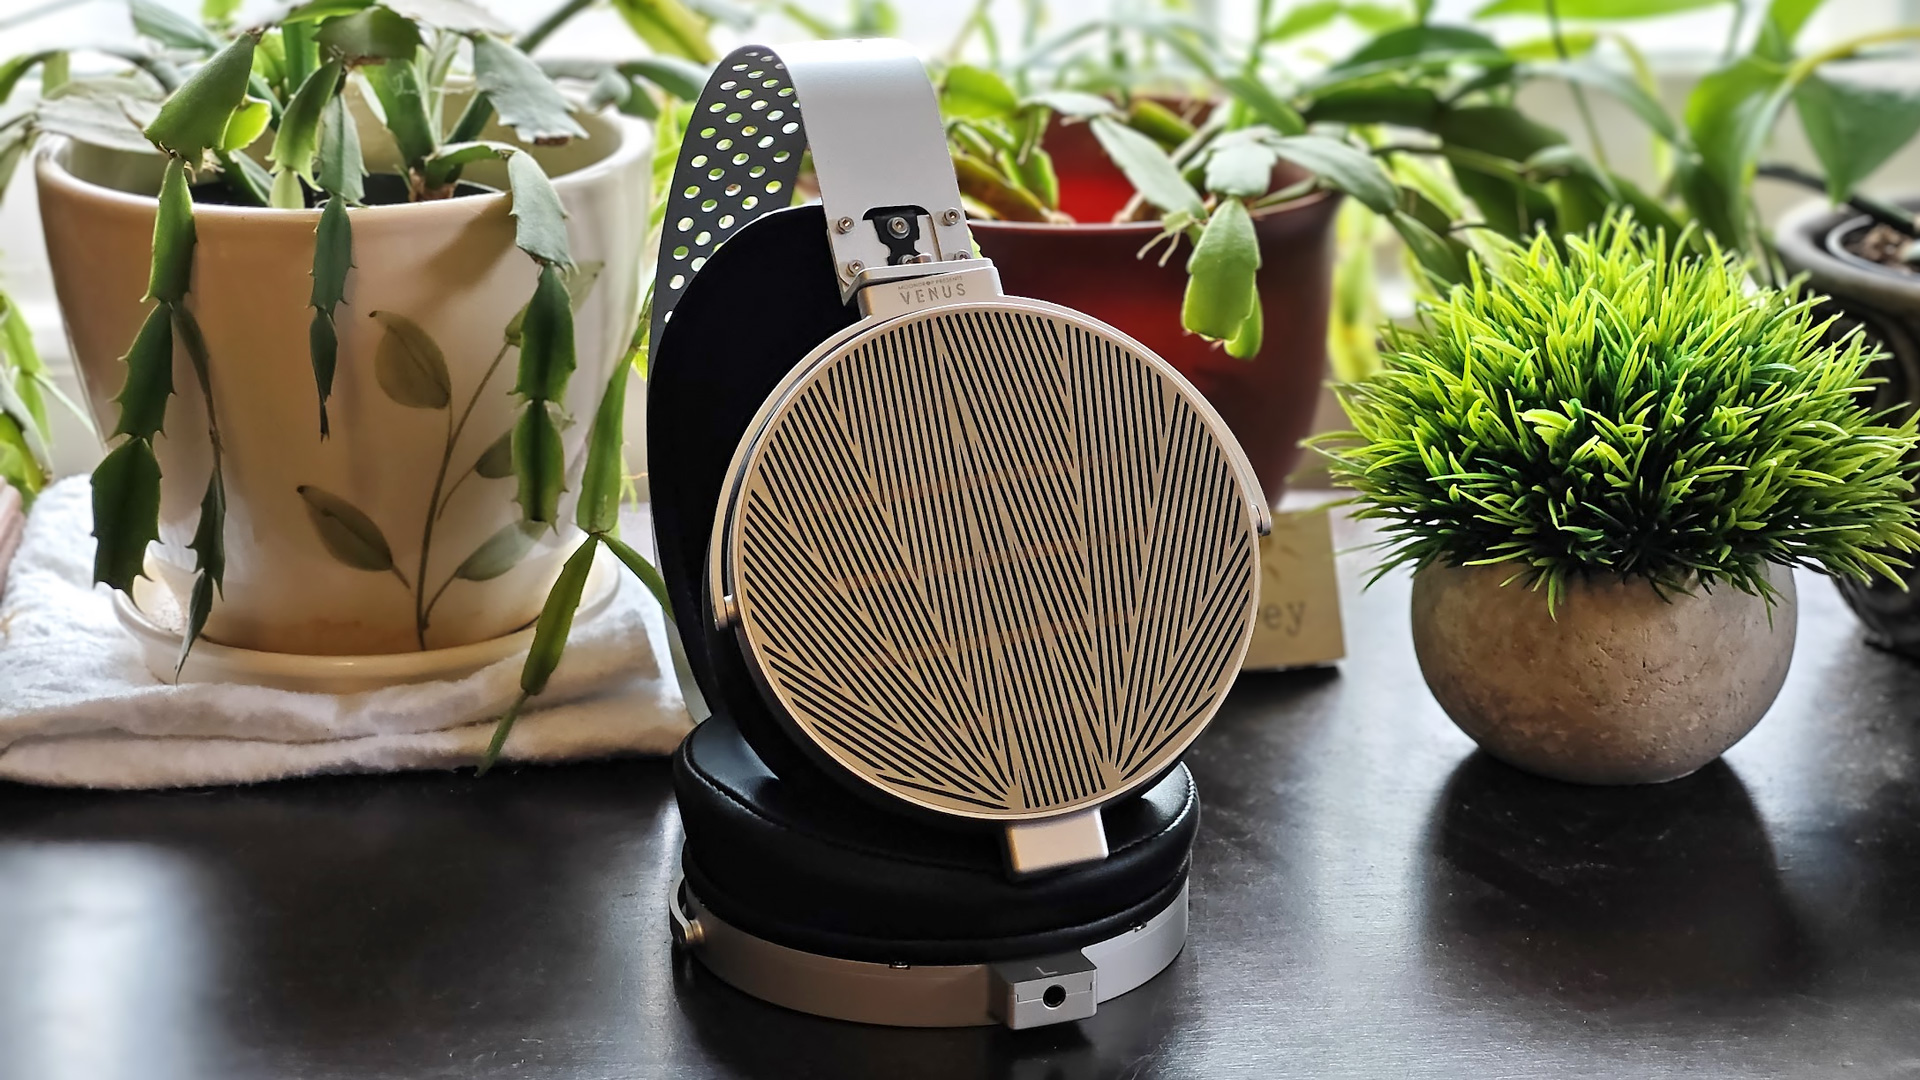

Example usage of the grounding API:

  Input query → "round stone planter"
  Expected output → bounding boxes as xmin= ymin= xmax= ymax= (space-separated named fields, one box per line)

xmin=35 ymin=108 xmax=649 ymax=656
xmin=1410 ymin=563 xmax=1797 ymax=785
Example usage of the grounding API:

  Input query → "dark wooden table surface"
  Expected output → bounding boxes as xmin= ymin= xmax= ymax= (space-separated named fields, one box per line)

xmin=3 ymin=546 xmax=1918 ymax=1079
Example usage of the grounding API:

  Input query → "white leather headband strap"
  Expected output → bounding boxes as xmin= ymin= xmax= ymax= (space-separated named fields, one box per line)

xmin=649 ymin=39 xmax=975 ymax=351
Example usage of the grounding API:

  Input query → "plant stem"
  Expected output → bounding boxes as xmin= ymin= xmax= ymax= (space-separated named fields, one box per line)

xmin=518 ymin=0 xmax=597 ymax=55
xmin=413 ymin=341 xmax=514 ymax=645
xmin=421 ymin=568 xmax=460 ymax=627
xmin=436 ymin=459 xmax=482 ymax=521
xmin=415 ymin=405 xmax=454 ymax=650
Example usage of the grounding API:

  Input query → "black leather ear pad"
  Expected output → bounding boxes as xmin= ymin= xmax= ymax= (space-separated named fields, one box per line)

xmin=674 ymin=714 xmax=1199 ymax=966
xmin=646 ymin=203 xmax=857 ymax=720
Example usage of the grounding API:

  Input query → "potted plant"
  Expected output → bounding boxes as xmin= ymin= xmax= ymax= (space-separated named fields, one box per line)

xmin=1 ymin=0 xmax=707 ymax=674
xmin=1479 ymin=0 xmax=1920 ymax=650
xmin=934 ymin=1 xmax=1681 ymax=504
xmin=1318 ymin=216 xmax=1920 ymax=785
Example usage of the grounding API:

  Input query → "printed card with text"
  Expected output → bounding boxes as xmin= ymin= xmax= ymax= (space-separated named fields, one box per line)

xmin=1241 ymin=507 xmax=1345 ymax=671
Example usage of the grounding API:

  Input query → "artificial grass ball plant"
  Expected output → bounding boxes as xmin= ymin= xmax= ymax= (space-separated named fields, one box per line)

xmin=1318 ymin=214 xmax=1920 ymax=611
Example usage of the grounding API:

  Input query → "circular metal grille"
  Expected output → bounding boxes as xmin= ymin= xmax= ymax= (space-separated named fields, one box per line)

xmin=725 ymin=302 xmax=1261 ymax=820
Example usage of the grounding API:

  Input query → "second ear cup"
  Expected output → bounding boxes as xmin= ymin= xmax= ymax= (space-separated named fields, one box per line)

xmin=646 ymin=203 xmax=857 ymax=790
xmin=673 ymin=714 xmax=1200 ymax=966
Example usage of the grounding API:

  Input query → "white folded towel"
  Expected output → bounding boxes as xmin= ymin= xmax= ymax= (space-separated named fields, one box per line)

xmin=0 ymin=477 xmax=691 ymax=788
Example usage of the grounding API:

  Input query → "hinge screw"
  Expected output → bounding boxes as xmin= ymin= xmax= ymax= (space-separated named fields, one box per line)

xmin=835 ymin=216 xmax=855 ymax=233
xmin=845 ymin=260 xmax=865 ymax=276
xmin=887 ymin=216 xmax=911 ymax=238
xmin=940 ymin=208 xmax=961 ymax=226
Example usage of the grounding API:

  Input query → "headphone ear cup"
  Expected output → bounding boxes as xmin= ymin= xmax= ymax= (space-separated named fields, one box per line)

xmin=674 ymin=712 xmax=1199 ymax=966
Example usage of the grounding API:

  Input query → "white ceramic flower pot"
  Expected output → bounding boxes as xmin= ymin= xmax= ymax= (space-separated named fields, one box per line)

xmin=1411 ymin=562 xmax=1797 ymax=785
xmin=35 ymin=110 xmax=649 ymax=656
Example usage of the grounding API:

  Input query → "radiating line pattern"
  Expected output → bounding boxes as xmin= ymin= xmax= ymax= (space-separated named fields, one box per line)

xmin=732 ymin=306 xmax=1259 ymax=818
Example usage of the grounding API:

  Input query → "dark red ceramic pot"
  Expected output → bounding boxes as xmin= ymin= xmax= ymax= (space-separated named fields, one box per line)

xmin=970 ymin=119 xmax=1341 ymax=507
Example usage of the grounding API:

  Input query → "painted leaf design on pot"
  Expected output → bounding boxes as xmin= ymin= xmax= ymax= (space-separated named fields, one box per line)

xmin=474 ymin=429 xmax=514 ymax=478
xmin=453 ymin=520 xmax=540 ymax=581
xmin=297 ymin=483 xmax=399 ymax=574
xmin=369 ymin=310 xmax=451 ymax=409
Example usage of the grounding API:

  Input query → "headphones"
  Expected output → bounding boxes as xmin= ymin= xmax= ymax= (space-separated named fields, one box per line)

xmin=648 ymin=40 xmax=1268 ymax=1028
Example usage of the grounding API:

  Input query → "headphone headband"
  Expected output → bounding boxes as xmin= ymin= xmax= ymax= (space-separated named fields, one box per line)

xmin=649 ymin=40 xmax=977 ymax=351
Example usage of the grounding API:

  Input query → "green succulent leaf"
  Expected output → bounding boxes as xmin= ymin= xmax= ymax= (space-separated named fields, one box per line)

xmin=296 ymin=483 xmax=397 ymax=572
xmin=1022 ymin=90 xmax=1114 ymax=119
xmin=1205 ymin=139 xmax=1280 ymax=198
xmin=1219 ymin=74 xmax=1306 ymax=136
xmin=470 ymin=34 xmax=587 ymax=144
xmin=421 ymin=138 xmax=512 ymax=189
xmin=219 ymin=98 xmax=271 ymax=151
xmin=272 ymin=58 xmax=341 ymax=184
xmin=619 ymin=56 xmax=707 ymax=100
xmin=0 ymin=416 xmax=47 ymax=503
xmin=1225 ymin=282 xmax=1263 ymax=360
xmin=1683 ymin=56 xmax=1790 ymax=252
xmin=1303 ymin=84 xmax=1443 ymax=129
xmin=576 ymin=362 xmax=628 ymax=536
xmin=1757 ymin=0 xmax=1825 ymax=59
xmin=317 ymin=89 xmax=365 ymax=203
xmin=91 ymin=437 xmax=164 ymax=592
xmin=604 ymin=535 xmax=671 ymax=617
xmin=1089 ymin=116 xmax=1204 ymax=218
xmin=314 ymin=6 xmax=423 ymax=64
xmin=515 ymin=264 xmax=577 ymax=402
xmin=364 ymin=57 xmax=435 ymax=169
xmin=144 ymin=32 xmax=257 ymax=160
xmin=512 ymin=401 xmax=565 ymax=525
xmin=1388 ymin=209 xmax=1471 ymax=284
xmin=369 ymin=310 xmax=451 ymax=410
xmin=310 ymin=196 xmax=352 ymax=434
xmin=0 ymin=52 xmax=63 ymax=106
xmin=218 ymin=147 xmax=274 ymax=204
xmin=311 ymin=196 xmax=352 ymax=311
xmin=1183 ymin=199 xmax=1261 ymax=341
xmin=177 ymin=467 xmax=227 ymax=674
xmin=942 ymin=64 xmax=1020 ymax=120
xmin=1336 ymin=23 xmax=1501 ymax=69
xmin=1270 ymin=133 xmax=1398 ymax=214
xmin=173 ymin=303 xmax=214 ymax=397
xmin=505 ymin=260 xmax=602 ymax=345
xmin=505 ymin=150 xmax=573 ymax=267
xmin=309 ymin=312 xmax=338 ymax=433
xmin=37 ymin=77 xmax=164 ymax=155
xmin=146 ymin=156 xmax=197 ymax=304
xmin=454 ymin=520 xmax=539 ymax=581
xmin=177 ymin=571 xmax=215 ymax=675
xmin=607 ymin=0 xmax=717 ymax=63
xmin=113 ymin=305 xmax=175 ymax=441
xmin=1793 ymin=72 xmax=1920 ymax=204
xmin=131 ymin=0 xmax=222 ymax=53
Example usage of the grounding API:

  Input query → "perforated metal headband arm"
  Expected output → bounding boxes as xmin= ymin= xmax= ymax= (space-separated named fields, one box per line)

xmin=648 ymin=40 xmax=976 ymax=352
